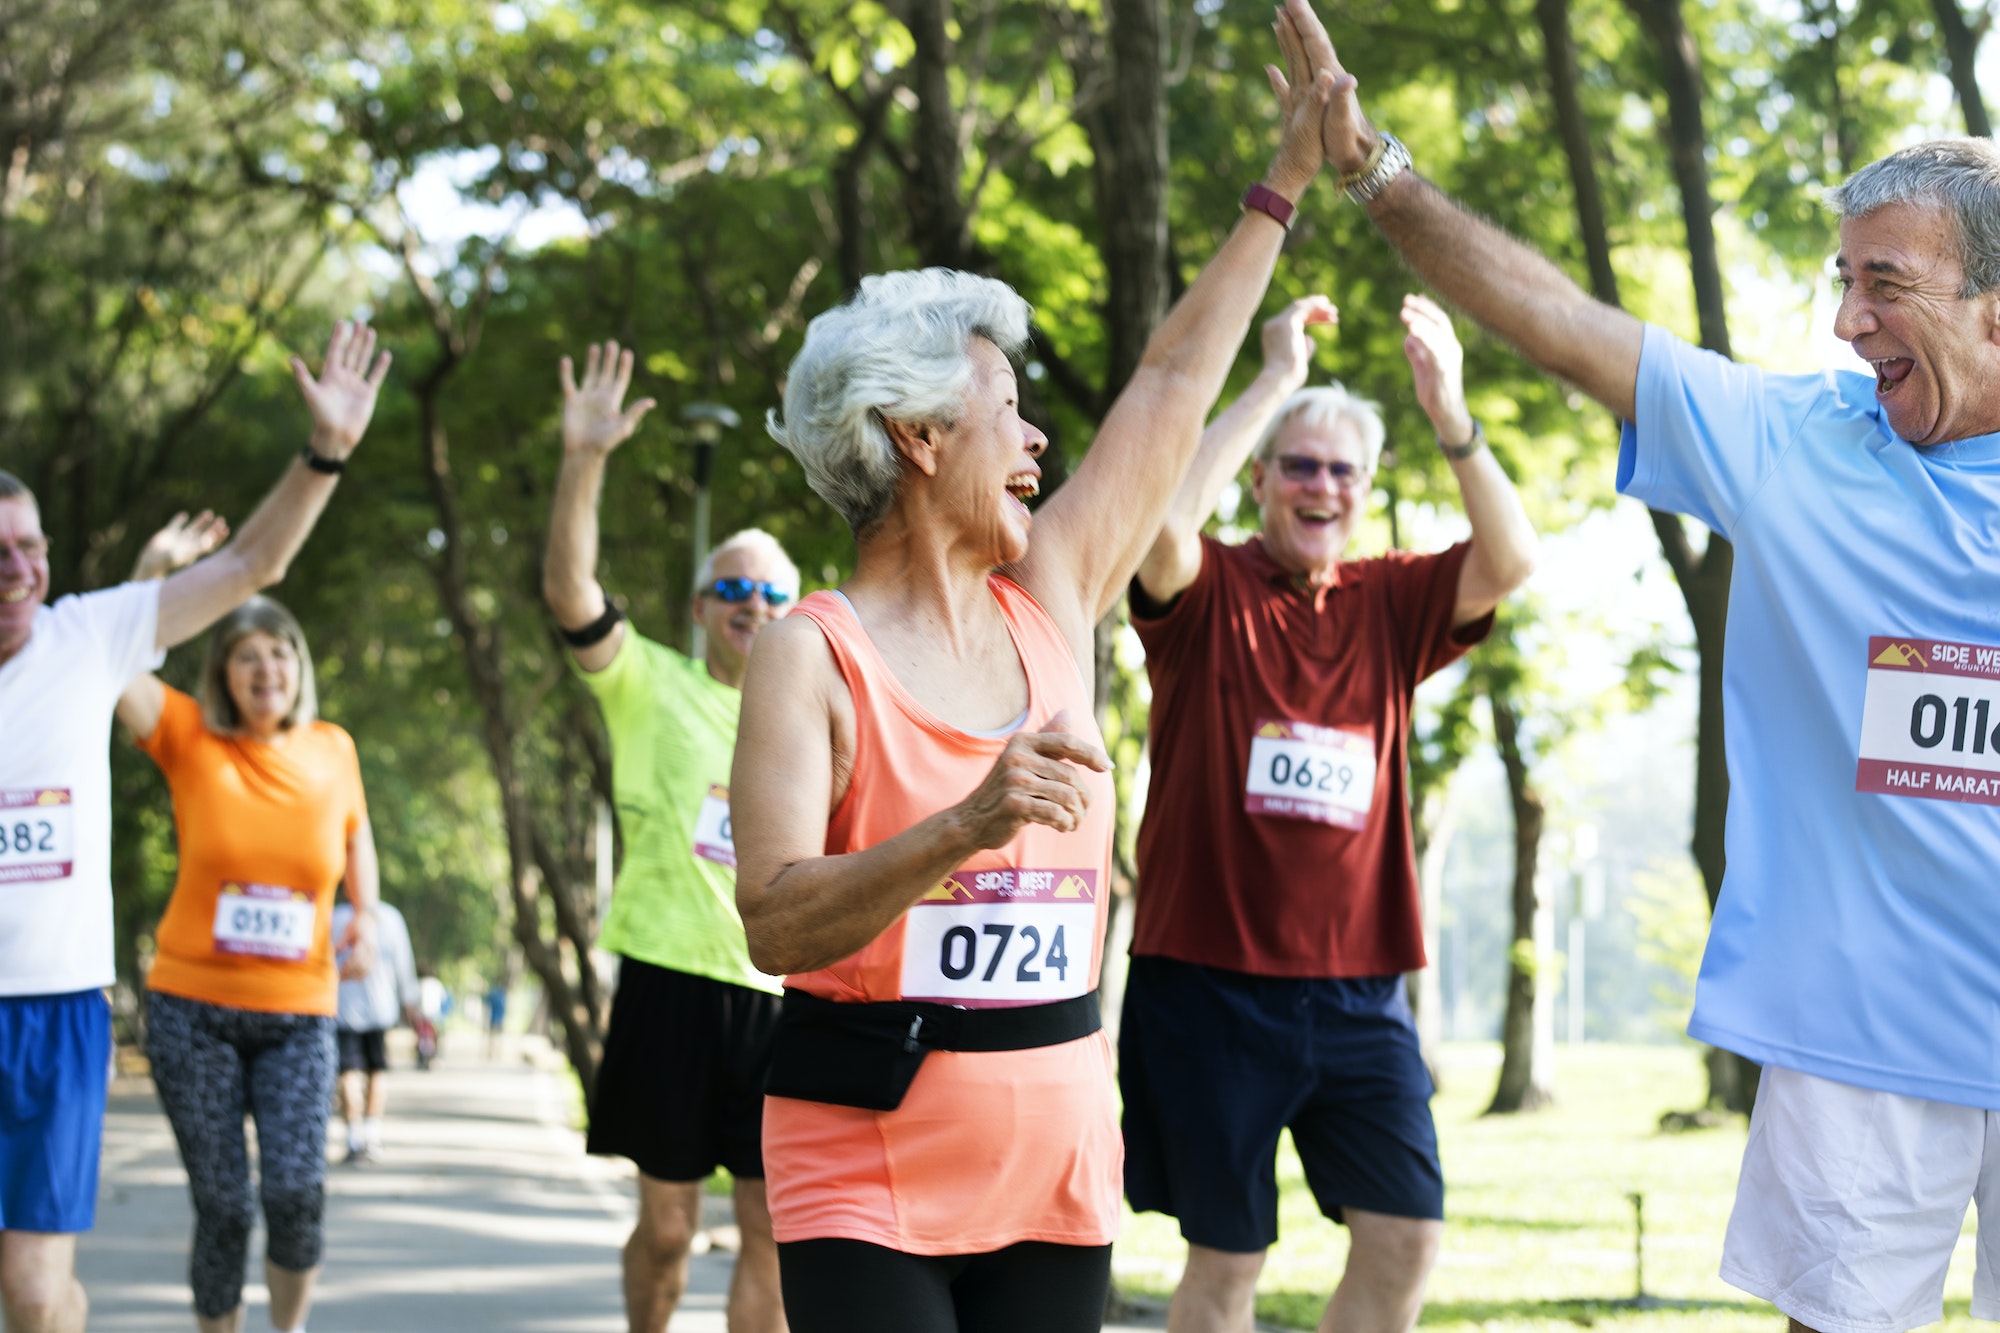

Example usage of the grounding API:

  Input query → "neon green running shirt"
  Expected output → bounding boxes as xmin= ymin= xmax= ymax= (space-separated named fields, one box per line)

xmin=579 ymin=629 xmax=780 ymax=994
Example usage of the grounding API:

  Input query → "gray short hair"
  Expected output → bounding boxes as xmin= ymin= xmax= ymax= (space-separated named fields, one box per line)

xmin=694 ymin=528 xmax=801 ymax=599
xmin=0 ymin=470 xmax=33 ymax=506
xmin=1827 ymin=137 xmax=2000 ymax=297
xmin=199 ymin=596 xmax=318 ymax=734
xmin=1254 ymin=383 xmax=1387 ymax=473
xmin=767 ymin=269 xmax=1032 ymax=533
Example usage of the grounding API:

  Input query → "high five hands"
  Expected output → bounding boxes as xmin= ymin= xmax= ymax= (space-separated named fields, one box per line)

xmin=1271 ymin=0 xmax=1379 ymax=176
xmin=1263 ymin=0 xmax=1343 ymax=198
xmin=291 ymin=321 xmax=392 ymax=461
xmin=560 ymin=342 xmax=657 ymax=457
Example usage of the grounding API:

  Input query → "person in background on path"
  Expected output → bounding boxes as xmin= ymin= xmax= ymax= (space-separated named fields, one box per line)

xmin=331 ymin=898 xmax=421 ymax=1163
xmin=483 ymin=981 xmax=509 ymax=1060
xmin=0 ymin=322 xmax=387 ymax=1333
xmin=543 ymin=342 xmax=795 ymax=1333
xmin=1120 ymin=292 xmax=1536 ymax=1333
xmin=1304 ymin=18 xmax=2000 ymax=1327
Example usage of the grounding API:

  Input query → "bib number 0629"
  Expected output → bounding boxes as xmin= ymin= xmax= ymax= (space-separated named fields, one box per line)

xmin=937 ymin=922 xmax=1070 ymax=984
xmin=1266 ymin=751 xmax=1355 ymax=796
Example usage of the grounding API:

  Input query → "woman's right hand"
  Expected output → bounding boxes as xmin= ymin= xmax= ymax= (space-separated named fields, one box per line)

xmin=1261 ymin=0 xmax=1340 ymax=202
xmin=953 ymin=711 xmax=1112 ymax=849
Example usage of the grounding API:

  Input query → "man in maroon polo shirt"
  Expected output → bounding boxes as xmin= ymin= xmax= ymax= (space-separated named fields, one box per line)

xmin=1121 ymin=291 xmax=1538 ymax=1333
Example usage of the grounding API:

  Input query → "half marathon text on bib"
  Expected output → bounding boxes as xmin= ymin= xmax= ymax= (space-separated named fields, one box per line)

xmin=1244 ymin=719 xmax=1375 ymax=830
xmin=1857 ymin=636 xmax=2000 ymax=806
xmin=0 ymin=788 xmax=76 ymax=885
xmin=212 ymin=882 xmax=316 ymax=961
xmin=900 ymin=868 xmax=1096 ymax=1007
xmin=692 ymin=784 xmax=735 ymax=868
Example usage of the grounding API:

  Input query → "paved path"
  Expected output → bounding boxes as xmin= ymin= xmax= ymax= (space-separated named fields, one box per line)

xmin=79 ymin=1037 xmax=1171 ymax=1331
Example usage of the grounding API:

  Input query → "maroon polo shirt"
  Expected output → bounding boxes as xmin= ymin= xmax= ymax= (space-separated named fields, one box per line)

xmin=1131 ymin=534 xmax=1490 ymax=977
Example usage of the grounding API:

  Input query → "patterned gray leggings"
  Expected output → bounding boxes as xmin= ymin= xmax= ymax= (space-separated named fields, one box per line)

xmin=146 ymin=991 xmax=335 ymax=1318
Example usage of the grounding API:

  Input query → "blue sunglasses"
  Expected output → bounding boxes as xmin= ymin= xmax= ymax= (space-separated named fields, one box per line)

xmin=704 ymin=577 xmax=793 ymax=606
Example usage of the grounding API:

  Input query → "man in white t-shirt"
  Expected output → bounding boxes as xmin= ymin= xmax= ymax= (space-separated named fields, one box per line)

xmin=0 ymin=322 xmax=390 ymax=1333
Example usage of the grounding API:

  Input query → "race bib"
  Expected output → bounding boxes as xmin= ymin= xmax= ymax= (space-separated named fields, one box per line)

xmin=0 ymin=788 xmax=76 ymax=885
xmin=1244 ymin=719 xmax=1376 ymax=829
xmin=1856 ymin=636 xmax=2000 ymax=806
xmin=212 ymin=882 xmax=316 ymax=961
xmin=900 ymin=868 xmax=1097 ymax=1007
xmin=692 ymin=785 xmax=736 ymax=868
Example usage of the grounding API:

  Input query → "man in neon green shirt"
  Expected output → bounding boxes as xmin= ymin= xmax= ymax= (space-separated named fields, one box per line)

xmin=543 ymin=341 xmax=796 ymax=1333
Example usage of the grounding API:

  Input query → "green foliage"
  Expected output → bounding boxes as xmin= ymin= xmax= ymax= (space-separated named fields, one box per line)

xmin=1627 ymin=859 xmax=1709 ymax=1037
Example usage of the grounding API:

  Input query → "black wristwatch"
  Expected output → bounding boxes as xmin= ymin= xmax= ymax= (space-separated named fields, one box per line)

xmin=301 ymin=445 xmax=347 ymax=475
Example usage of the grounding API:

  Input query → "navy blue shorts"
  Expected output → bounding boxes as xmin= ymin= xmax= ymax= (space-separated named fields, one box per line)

xmin=1119 ymin=956 xmax=1443 ymax=1253
xmin=0 ymin=990 xmax=110 ymax=1233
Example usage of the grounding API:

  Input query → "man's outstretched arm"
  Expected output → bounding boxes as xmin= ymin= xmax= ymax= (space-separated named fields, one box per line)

xmin=155 ymin=322 xmax=391 ymax=650
xmin=1134 ymin=295 xmax=1336 ymax=605
xmin=1286 ymin=4 xmax=1642 ymax=418
xmin=542 ymin=341 xmax=655 ymax=673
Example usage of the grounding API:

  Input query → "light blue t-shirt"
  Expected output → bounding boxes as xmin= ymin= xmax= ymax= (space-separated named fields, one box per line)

xmin=1622 ymin=324 xmax=2000 ymax=1109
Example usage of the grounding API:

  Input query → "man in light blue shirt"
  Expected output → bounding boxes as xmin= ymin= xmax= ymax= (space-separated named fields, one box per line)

xmin=1287 ymin=21 xmax=2000 ymax=1331
xmin=332 ymin=899 xmax=421 ymax=1163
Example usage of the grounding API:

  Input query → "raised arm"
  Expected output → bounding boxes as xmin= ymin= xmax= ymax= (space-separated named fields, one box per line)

xmin=1398 ymin=294 xmax=1538 ymax=626
xmin=117 ymin=511 xmax=232 ymax=740
xmin=1134 ymin=295 xmax=1335 ymax=604
xmin=156 ymin=323 xmax=390 ymax=651
xmin=543 ymin=342 xmax=655 ymax=673
xmin=732 ymin=616 xmax=1110 ymax=976
xmin=1292 ymin=10 xmax=1641 ymax=418
xmin=1022 ymin=0 xmax=1333 ymax=628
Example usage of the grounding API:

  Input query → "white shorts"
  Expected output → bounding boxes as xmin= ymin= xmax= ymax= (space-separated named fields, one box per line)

xmin=1722 ymin=1064 xmax=2000 ymax=1333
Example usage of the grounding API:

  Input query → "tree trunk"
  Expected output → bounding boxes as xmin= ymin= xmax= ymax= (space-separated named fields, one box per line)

xmin=1552 ymin=0 xmax=1756 ymax=1112
xmin=1534 ymin=0 xmax=1620 ymax=309
xmin=1931 ymin=0 xmax=1994 ymax=138
xmin=902 ymin=0 xmax=976 ymax=269
xmin=1101 ymin=0 xmax=1171 ymax=391
xmin=1486 ymin=691 xmax=1553 ymax=1113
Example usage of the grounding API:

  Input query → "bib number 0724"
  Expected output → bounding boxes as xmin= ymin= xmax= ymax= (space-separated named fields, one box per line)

xmin=937 ymin=922 xmax=1070 ymax=984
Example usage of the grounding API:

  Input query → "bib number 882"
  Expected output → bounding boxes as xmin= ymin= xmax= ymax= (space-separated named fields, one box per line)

xmin=5 ymin=821 xmax=56 ymax=855
xmin=938 ymin=922 xmax=1070 ymax=984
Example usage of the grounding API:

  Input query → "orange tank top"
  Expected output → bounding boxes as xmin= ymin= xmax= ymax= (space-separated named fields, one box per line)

xmin=763 ymin=576 xmax=1122 ymax=1253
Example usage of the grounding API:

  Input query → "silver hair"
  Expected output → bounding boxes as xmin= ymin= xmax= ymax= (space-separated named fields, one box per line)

xmin=1827 ymin=137 xmax=2000 ymax=297
xmin=199 ymin=595 xmax=319 ymax=734
xmin=0 ymin=469 xmax=32 ymax=506
xmin=1253 ymin=382 xmax=1387 ymax=473
xmin=767 ymin=268 xmax=1033 ymax=533
xmin=694 ymin=528 xmax=801 ymax=599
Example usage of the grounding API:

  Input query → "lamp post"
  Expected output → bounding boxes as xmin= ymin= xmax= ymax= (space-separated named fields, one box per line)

xmin=680 ymin=402 xmax=739 ymax=658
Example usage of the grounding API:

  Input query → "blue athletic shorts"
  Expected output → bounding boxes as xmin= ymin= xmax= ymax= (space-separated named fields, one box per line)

xmin=0 ymin=990 xmax=111 ymax=1233
xmin=1119 ymin=956 xmax=1443 ymax=1253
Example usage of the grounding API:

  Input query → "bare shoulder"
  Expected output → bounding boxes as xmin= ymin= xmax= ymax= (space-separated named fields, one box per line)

xmin=746 ymin=611 xmax=838 ymax=689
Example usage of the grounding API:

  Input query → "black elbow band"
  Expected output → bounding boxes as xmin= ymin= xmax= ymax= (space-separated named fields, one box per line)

xmin=559 ymin=603 xmax=625 ymax=648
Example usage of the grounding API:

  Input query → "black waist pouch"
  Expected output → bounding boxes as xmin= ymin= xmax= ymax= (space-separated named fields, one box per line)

xmin=764 ymin=988 xmax=1101 ymax=1112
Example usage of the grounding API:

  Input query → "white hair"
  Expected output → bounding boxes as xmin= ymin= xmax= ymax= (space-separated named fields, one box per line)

xmin=1253 ymin=382 xmax=1387 ymax=473
xmin=695 ymin=528 xmax=800 ymax=600
xmin=1828 ymin=137 xmax=2000 ymax=297
xmin=767 ymin=268 xmax=1032 ymax=533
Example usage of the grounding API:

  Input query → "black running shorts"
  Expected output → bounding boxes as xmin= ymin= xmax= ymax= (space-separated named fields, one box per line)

xmin=586 ymin=956 xmax=782 ymax=1182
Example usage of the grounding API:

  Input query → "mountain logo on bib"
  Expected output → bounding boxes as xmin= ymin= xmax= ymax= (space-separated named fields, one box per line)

xmin=1873 ymin=642 xmax=1929 ymax=669
xmin=35 ymin=789 xmax=69 ymax=805
xmin=923 ymin=879 xmax=974 ymax=901
xmin=1054 ymin=874 xmax=1091 ymax=899
xmin=1256 ymin=721 xmax=1289 ymax=739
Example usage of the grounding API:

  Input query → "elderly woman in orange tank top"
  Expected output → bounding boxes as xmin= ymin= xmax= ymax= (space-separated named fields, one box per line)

xmin=730 ymin=4 xmax=1342 ymax=1327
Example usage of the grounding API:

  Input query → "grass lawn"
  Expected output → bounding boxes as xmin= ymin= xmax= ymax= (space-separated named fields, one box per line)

xmin=1112 ymin=1043 xmax=1986 ymax=1332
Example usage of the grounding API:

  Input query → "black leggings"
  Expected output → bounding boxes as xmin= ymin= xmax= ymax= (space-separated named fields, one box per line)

xmin=779 ymin=1238 xmax=1113 ymax=1333
xmin=146 ymin=992 xmax=335 ymax=1318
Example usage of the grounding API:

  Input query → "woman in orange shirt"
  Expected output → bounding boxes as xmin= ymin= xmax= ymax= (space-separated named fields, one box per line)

xmin=117 ymin=586 xmax=377 ymax=1333
xmin=728 ymin=6 xmax=1334 ymax=1326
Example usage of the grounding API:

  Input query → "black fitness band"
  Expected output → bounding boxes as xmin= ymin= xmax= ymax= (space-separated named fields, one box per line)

xmin=558 ymin=602 xmax=625 ymax=648
xmin=301 ymin=446 xmax=347 ymax=475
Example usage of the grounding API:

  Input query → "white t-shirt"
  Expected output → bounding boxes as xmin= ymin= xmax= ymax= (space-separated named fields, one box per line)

xmin=0 ymin=583 xmax=160 ymax=995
